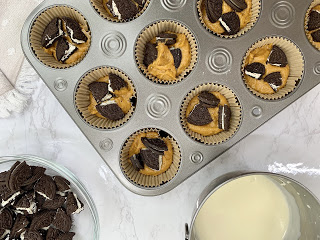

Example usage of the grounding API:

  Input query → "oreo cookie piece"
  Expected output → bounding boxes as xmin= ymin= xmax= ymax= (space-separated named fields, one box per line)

xmin=205 ymin=0 xmax=223 ymax=23
xmin=218 ymin=105 xmax=231 ymax=131
xmin=187 ymin=104 xmax=213 ymax=126
xmin=143 ymin=42 xmax=158 ymax=67
xmin=53 ymin=176 xmax=70 ymax=196
xmin=22 ymin=166 xmax=46 ymax=187
xmin=66 ymin=192 xmax=84 ymax=215
xmin=111 ymin=0 xmax=139 ymax=20
xmin=46 ymin=227 xmax=61 ymax=240
xmin=30 ymin=210 xmax=56 ymax=230
xmin=62 ymin=17 xmax=88 ymax=44
xmin=56 ymin=38 xmax=78 ymax=63
xmin=88 ymin=82 xmax=111 ymax=104
xmin=14 ymin=191 xmax=37 ymax=215
xmin=130 ymin=154 xmax=144 ymax=171
xmin=7 ymin=161 xmax=32 ymax=191
xmin=219 ymin=12 xmax=240 ymax=35
xmin=1 ymin=190 xmax=21 ymax=207
xmin=244 ymin=62 xmax=266 ymax=80
xmin=109 ymin=73 xmax=128 ymax=92
xmin=35 ymin=193 xmax=46 ymax=210
xmin=0 ymin=229 xmax=10 ymax=239
xmin=224 ymin=0 xmax=247 ymax=12
xmin=96 ymin=101 xmax=125 ymax=121
xmin=198 ymin=91 xmax=220 ymax=108
xmin=170 ymin=48 xmax=182 ymax=69
xmin=267 ymin=45 xmax=288 ymax=67
xmin=42 ymin=195 xmax=65 ymax=210
xmin=140 ymin=149 xmax=162 ymax=171
xmin=141 ymin=137 xmax=168 ymax=153
xmin=311 ymin=29 xmax=320 ymax=42
xmin=35 ymin=175 xmax=56 ymax=200
xmin=308 ymin=10 xmax=320 ymax=31
xmin=10 ymin=214 xmax=29 ymax=239
xmin=156 ymin=33 xmax=177 ymax=45
xmin=52 ymin=208 xmax=72 ymax=233
xmin=41 ymin=18 xmax=64 ymax=48
xmin=0 ymin=171 xmax=8 ymax=185
xmin=0 ymin=208 xmax=13 ymax=229
xmin=56 ymin=232 xmax=75 ymax=240
xmin=25 ymin=230 xmax=43 ymax=240
xmin=264 ymin=72 xmax=282 ymax=92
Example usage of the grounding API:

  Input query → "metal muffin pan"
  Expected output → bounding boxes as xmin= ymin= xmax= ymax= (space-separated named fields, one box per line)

xmin=21 ymin=0 xmax=320 ymax=196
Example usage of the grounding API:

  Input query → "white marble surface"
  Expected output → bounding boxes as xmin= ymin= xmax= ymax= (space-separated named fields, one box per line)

xmin=0 ymin=60 xmax=320 ymax=239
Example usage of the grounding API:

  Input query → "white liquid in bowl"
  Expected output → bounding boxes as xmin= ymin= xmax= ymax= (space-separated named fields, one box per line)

xmin=194 ymin=175 xmax=300 ymax=240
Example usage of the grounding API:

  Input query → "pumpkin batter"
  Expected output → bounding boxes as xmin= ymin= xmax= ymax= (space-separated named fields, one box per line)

xmin=244 ymin=44 xmax=290 ymax=94
xmin=148 ymin=32 xmax=191 ymax=81
xmin=128 ymin=132 xmax=173 ymax=176
xmin=43 ymin=21 xmax=90 ymax=65
xmin=186 ymin=92 xmax=229 ymax=136
xmin=306 ymin=5 xmax=320 ymax=50
xmin=201 ymin=0 xmax=252 ymax=35
xmin=88 ymin=76 xmax=134 ymax=119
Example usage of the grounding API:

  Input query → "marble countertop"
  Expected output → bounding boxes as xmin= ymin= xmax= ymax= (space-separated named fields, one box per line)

xmin=1 ymin=60 xmax=320 ymax=239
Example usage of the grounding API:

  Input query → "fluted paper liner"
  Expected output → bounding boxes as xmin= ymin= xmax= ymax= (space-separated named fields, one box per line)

xmin=90 ymin=0 xmax=150 ymax=22
xmin=120 ymin=128 xmax=181 ymax=188
xmin=75 ymin=67 xmax=136 ymax=129
xmin=135 ymin=20 xmax=198 ymax=84
xmin=241 ymin=36 xmax=304 ymax=100
xmin=180 ymin=83 xmax=242 ymax=145
xmin=30 ymin=6 xmax=91 ymax=69
xmin=305 ymin=0 xmax=320 ymax=51
xmin=197 ymin=0 xmax=261 ymax=38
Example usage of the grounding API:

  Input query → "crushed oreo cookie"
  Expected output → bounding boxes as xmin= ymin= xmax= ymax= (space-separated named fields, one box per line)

xmin=187 ymin=104 xmax=213 ymax=126
xmin=130 ymin=154 xmax=144 ymax=171
xmin=267 ymin=45 xmax=288 ymax=67
xmin=156 ymin=33 xmax=177 ymax=45
xmin=0 ymin=161 xmax=84 ymax=239
xmin=264 ymin=72 xmax=282 ymax=92
xmin=109 ymin=0 xmax=139 ymax=20
xmin=311 ymin=29 xmax=320 ymax=42
xmin=140 ymin=149 xmax=163 ymax=171
xmin=198 ymin=91 xmax=220 ymax=108
xmin=63 ymin=17 xmax=88 ymax=44
xmin=88 ymin=82 xmax=111 ymax=104
xmin=144 ymin=42 xmax=158 ymax=67
xmin=41 ymin=18 xmax=64 ymax=48
xmin=170 ymin=48 xmax=182 ymax=69
xmin=96 ymin=101 xmax=125 ymax=121
xmin=225 ymin=0 xmax=247 ymax=12
xmin=56 ymin=38 xmax=78 ymax=63
xmin=244 ymin=62 xmax=266 ymax=80
xmin=205 ymin=0 xmax=223 ymax=23
xmin=219 ymin=12 xmax=240 ymax=35
xmin=108 ymin=73 xmax=128 ymax=92
xmin=141 ymin=137 xmax=168 ymax=154
xmin=218 ymin=105 xmax=231 ymax=130
xmin=308 ymin=10 xmax=320 ymax=31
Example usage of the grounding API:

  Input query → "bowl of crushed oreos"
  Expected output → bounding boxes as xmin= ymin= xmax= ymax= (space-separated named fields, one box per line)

xmin=0 ymin=155 xmax=99 ymax=240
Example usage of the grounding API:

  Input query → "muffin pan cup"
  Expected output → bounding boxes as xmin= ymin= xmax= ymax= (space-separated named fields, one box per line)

xmin=21 ymin=0 xmax=320 ymax=196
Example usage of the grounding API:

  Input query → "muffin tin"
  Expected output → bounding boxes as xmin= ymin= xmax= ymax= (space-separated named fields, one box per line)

xmin=21 ymin=0 xmax=320 ymax=196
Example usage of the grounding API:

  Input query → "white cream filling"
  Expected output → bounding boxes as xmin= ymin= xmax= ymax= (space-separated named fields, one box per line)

xmin=245 ymin=70 xmax=261 ymax=79
xmin=37 ymin=191 xmax=51 ymax=200
xmin=72 ymin=193 xmax=84 ymax=214
xmin=44 ymin=19 xmax=64 ymax=47
xmin=108 ymin=83 xmax=114 ymax=93
xmin=112 ymin=0 xmax=122 ymax=19
xmin=16 ymin=201 xmax=37 ymax=215
xmin=100 ymin=100 xmax=116 ymax=106
xmin=1 ymin=191 xmax=20 ymax=207
xmin=61 ymin=42 xmax=77 ymax=62
xmin=20 ymin=231 xmax=26 ymax=240
xmin=219 ymin=17 xmax=231 ymax=32
xmin=102 ymin=93 xmax=113 ymax=102
xmin=269 ymin=83 xmax=279 ymax=92
xmin=0 ymin=229 xmax=10 ymax=239
xmin=42 ymin=226 xmax=50 ymax=230
xmin=57 ymin=190 xmax=70 ymax=196
xmin=221 ymin=106 xmax=226 ymax=130
xmin=66 ymin=26 xmax=85 ymax=44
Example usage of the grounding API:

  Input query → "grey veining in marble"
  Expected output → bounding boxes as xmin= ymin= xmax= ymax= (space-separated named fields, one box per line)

xmin=0 ymin=60 xmax=319 ymax=239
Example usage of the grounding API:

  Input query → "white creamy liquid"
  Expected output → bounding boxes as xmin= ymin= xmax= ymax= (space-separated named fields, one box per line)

xmin=194 ymin=175 xmax=300 ymax=240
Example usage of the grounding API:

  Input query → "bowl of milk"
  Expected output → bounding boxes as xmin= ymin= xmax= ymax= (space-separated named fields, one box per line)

xmin=185 ymin=172 xmax=320 ymax=240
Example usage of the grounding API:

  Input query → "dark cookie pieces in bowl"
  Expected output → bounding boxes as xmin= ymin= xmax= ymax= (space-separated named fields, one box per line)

xmin=29 ymin=5 xmax=91 ymax=69
xmin=241 ymin=36 xmax=304 ymax=100
xmin=120 ymin=128 xmax=181 ymax=188
xmin=180 ymin=83 xmax=242 ymax=145
xmin=90 ymin=0 xmax=151 ymax=22
xmin=74 ymin=66 xmax=137 ymax=129
xmin=305 ymin=0 xmax=320 ymax=51
xmin=135 ymin=20 xmax=198 ymax=85
xmin=197 ymin=0 xmax=261 ymax=38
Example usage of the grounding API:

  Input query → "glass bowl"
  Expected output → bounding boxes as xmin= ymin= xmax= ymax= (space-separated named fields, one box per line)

xmin=0 ymin=155 xmax=99 ymax=240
